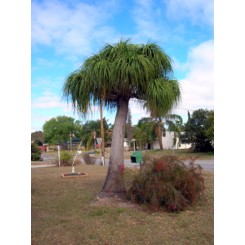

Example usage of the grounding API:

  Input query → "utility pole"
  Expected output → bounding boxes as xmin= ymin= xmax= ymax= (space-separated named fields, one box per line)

xmin=57 ymin=144 xmax=61 ymax=167
xmin=100 ymin=100 xmax=105 ymax=166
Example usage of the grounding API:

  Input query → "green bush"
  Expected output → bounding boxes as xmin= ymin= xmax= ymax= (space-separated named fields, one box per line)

xmin=127 ymin=155 xmax=205 ymax=212
xmin=31 ymin=143 xmax=42 ymax=161
xmin=55 ymin=151 xmax=82 ymax=167
xmin=58 ymin=151 xmax=73 ymax=166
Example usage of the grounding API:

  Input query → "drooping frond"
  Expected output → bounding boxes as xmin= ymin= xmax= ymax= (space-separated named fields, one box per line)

xmin=165 ymin=114 xmax=183 ymax=124
xmin=140 ymin=42 xmax=173 ymax=77
xmin=112 ymin=52 xmax=154 ymax=96
xmin=145 ymin=79 xmax=181 ymax=117
xmin=63 ymin=69 xmax=92 ymax=115
xmin=62 ymin=39 xmax=181 ymax=118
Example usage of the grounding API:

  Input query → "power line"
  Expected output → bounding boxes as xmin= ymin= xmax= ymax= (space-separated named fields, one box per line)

xmin=174 ymin=108 xmax=195 ymax=112
xmin=174 ymin=108 xmax=214 ymax=112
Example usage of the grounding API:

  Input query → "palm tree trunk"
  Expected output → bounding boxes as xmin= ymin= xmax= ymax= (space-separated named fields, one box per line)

xmin=99 ymin=97 xmax=129 ymax=198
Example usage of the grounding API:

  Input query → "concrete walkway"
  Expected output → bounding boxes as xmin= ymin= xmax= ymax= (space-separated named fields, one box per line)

xmin=31 ymin=164 xmax=56 ymax=168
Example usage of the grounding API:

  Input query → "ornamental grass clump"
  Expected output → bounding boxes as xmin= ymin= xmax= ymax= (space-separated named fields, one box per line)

xmin=128 ymin=155 xmax=205 ymax=212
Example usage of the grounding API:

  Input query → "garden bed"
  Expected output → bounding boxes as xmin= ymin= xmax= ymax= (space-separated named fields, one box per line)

xmin=61 ymin=172 xmax=88 ymax=178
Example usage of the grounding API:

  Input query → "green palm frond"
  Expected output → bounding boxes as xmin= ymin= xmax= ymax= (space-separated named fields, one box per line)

xmin=140 ymin=42 xmax=173 ymax=76
xmin=62 ymin=39 xmax=181 ymax=118
xmin=145 ymin=79 xmax=181 ymax=116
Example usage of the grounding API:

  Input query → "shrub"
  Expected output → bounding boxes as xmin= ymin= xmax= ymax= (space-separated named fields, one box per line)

xmin=127 ymin=155 xmax=205 ymax=212
xmin=55 ymin=152 xmax=82 ymax=167
xmin=31 ymin=143 xmax=42 ymax=161
xmin=82 ymin=153 xmax=96 ymax=165
xmin=57 ymin=151 xmax=73 ymax=166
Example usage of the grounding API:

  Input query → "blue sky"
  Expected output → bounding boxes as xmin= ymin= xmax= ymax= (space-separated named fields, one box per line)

xmin=31 ymin=0 xmax=214 ymax=132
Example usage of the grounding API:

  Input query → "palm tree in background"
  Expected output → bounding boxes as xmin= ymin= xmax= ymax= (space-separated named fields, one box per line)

xmin=149 ymin=112 xmax=183 ymax=150
xmin=165 ymin=114 xmax=183 ymax=148
xmin=63 ymin=40 xmax=181 ymax=198
xmin=144 ymin=91 xmax=182 ymax=150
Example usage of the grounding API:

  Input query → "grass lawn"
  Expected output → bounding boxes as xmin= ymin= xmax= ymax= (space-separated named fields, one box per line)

xmin=32 ymin=165 xmax=213 ymax=245
xmin=147 ymin=149 xmax=214 ymax=160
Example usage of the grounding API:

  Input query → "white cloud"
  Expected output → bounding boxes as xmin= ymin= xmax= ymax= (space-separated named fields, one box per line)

xmin=32 ymin=91 xmax=66 ymax=109
xmin=32 ymin=91 xmax=103 ymax=120
xmin=129 ymin=99 xmax=150 ymax=125
xmin=131 ymin=0 xmax=213 ymax=45
xmin=31 ymin=92 xmax=81 ymax=131
xmin=32 ymin=0 xmax=119 ymax=57
xmin=165 ymin=0 xmax=213 ymax=26
xmin=177 ymin=40 xmax=214 ymax=111
xmin=31 ymin=115 xmax=53 ymax=132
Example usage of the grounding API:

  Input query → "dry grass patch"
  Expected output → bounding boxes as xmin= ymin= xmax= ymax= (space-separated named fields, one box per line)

xmin=147 ymin=149 xmax=214 ymax=160
xmin=91 ymin=196 xmax=144 ymax=211
xmin=32 ymin=165 xmax=213 ymax=245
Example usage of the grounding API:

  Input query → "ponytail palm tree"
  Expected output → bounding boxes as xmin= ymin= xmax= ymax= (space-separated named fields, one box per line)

xmin=63 ymin=40 xmax=181 ymax=198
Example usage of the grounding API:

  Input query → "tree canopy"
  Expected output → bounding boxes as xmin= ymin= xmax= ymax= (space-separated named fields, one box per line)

xmin=63 ymin=40 xmax=180 ymax=115
xmin=42 ymin=116 xmax=82 ymax=145
xmin=133 ymin=117 xmax=157 ymax=150
xmin=80 ymin=118 xmax=109 ymax=149
xmin=182 ymin=109 xmax=214 ymax=152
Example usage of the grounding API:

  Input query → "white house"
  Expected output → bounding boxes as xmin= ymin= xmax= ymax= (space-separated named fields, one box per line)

xmin=124 ymin=138 xmax=136 ymax=151
xmin=152 ymin=131 xmax=191 ymax=150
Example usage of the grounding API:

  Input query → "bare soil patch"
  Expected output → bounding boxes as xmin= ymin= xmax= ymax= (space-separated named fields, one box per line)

xmin=90 ymin=196 xmax=143 ymax=210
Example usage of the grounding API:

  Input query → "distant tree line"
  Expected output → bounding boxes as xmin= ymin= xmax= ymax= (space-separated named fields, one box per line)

xmin=32 ymin=108 xmax=214 ymax=152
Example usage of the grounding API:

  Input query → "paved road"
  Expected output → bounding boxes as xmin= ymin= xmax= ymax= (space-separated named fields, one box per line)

xmin=34 ymin=153 xmax=213 ymax=172
xmin=193 ymin=160 xmax=214 ymax=172
xmin=102 ymin=159 xmax=214 ymax=172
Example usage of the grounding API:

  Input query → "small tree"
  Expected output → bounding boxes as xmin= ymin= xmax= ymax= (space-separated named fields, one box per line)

xmin=183 ymin=109 xmax=214 ymax=152
xmin=43 ymin=116 xmax=82 ymax=145
xmin=136 ymin=117 xmax=158 ymax=149
xmin=205 ymin=111 xmax=214 ymax=145
xmin=80 ymin=118 xmax=109 ymax=150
